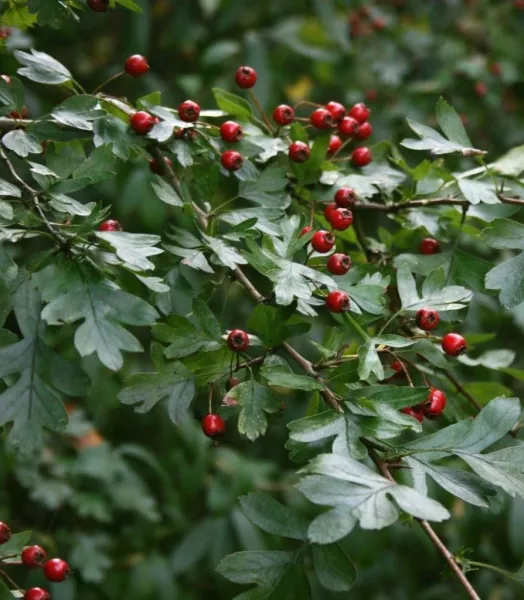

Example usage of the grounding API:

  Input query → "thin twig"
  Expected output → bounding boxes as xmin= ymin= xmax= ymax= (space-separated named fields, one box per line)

xmin=385 ymin=349 xmax=414 ymax=387
xmin=444 ymin=370 xmax=482 ymax=412
xmin=0 ymin=569 xmax=24 ymax=593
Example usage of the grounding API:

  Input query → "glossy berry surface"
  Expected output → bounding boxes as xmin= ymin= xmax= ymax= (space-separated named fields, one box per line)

xmin=442 ymin=333 xmax=467 ymax=356
xmin=338 ymin=116 xmax=358 ymax=138
xmin=328 ymin=135 xmax=343 ymax=155
xmin=310 ymin=107 xmax=334 ymax=130
xmin=424 ymin=389 xmax=447 ymax=418
xmin=392 ymin=360 xmax=405 ymax=375
xmin=221 ymin=150 xmax=243 ymax=172
xmin=87 ymin=0 xmax=109 ymax=11
xmin=124 ymin=55 xmax=149 ymax=78
xmin=311 ymin=230 xmax=335 ymax=253
xmin=325 ymin=290 xmax=350 ymax=313
xmin=351 ymin=146 xmax=372 ymax=167
xmin=419 ymin=237 xmax=441 ymax=255
xmin=235 ymin=66 xmax=257 ymax=88
xmin=149 ymin=156 xmax=172 ymax=175
xmin=324 ymin=202 xmax=337 ymax=222
xmin=43 ymin=558 xmax=70 ymax=582
xmin=325 ymin=101 xmax=345 ymax=122
xmin=220 ymin=121 xmax=243 ymax=142
xmin=130 ymin=111 xmax=155 ymax=134
xmin=401 ymin=406 xmax=424 ymax=423
xmin=329 ymin=208 xmax=354 ymax=231
xmin=22 ymin=545 xmax=47 ymax=568
xmin=98 ymin=219 xmax=122 ymax=232
xmin=202 ymin=414 xmax=226 ymax=438
xmin=300 ymin=225 xmax=313 ymax=237
xmin=348 ymin=102 xmax=371 ymax=123
xmin=178 ymin=100 xmax=200 ymax=123
xmin=416 ymin=308 xmax=440 ymax=331
xmin=0 ymin=522 xmax=11 ymax=544
xmin=334 ymin=188 xmax=356 ymax=208
xmin=327 ymin=253 xmax=352 ymax=275
xmin=24 ymin=589 xmax=50 ymax=600
xmin=289 ymin=141 xmax=310 ymax=163
xmin=355 ymin=122 xmax=373 ymax=140
xmin=273 ymin=104 xmax=295 ymax=126
xmin=227 ymin=329 xmax=249 ymax=352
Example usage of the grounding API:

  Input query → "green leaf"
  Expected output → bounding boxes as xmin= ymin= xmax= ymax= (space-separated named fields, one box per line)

xmin=312 ymin=543 xmax=357 ymax=592
xmin=435 ymin=97 xmax=472 ymax=148
xmin=217 ymin=549 xmax=294 ymax=584
xmin=0 ymin=531 xmax=31 ymax=559
xmin=350 ymin=385 xmax=428 ymax=409
xmin=212 ymin=88 xmax=252 ymax=120
xmin=485 ymin=253 xmax=524 ymax=309
xmin=0 ymin=578 xmax=14 ymax=600
xmin=172 ymin=519 xmax=216 ymax=574
xmin=153 ymin=316 xmax=220 ymax=359
xmin=307 ymin=508 xmax=357 ymax=545
xmin=261 ymin=363 xmax=324 ymax=391
xmin=239 ymin=166 xmax=289 ymax=209
xmin=115 ymin=0 xmax=143 ymax=11
xmin=15 ymin=49 xmax=73 ymax=85
xmin=491 ymin=145 xmax=524 ymax=177
xmin=458 ymin=179 xmax=499 ymax=205
xmin=69 ymin=533 xmax=112 ymax=584
xmin=93 ymin=115 xmax=135 ymax=160
xmin=358 ymin=340 xmax=384 ymax=382
xmin=0 ymin=178 xmax=22 ymax=198
xmin=95 ymin=231 xmax=163 ymax=272
xmin=2 ymin=129 xmax=42 ymax=157
xmin=202 ymin=233 xmax=247 ymax=269
xmin=51 ymin=95 xmax=106 ymax=131
xmin=239 ymin=493 xmax=309 ymax=540
xmin=151 ymin=178 xmax=183 ymax=207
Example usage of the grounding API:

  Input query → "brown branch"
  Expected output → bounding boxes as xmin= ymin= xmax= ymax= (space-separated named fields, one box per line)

xmin=352 ymin=195 xmax=524 ymax=211
xmin=444 ymin=370 xmax=482 ymax=412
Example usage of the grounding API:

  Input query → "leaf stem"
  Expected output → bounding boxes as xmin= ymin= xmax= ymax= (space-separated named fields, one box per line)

xmin=342 ymin=311 xmax=370 ymax=341
xmin=92 ymin=70 xmax=124 ymax=95
xmin=248 ymin=90 xmax=274 ymax=135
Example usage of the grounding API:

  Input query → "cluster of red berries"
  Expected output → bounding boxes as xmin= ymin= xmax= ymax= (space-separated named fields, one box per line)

xmin=0 ymin=522 xmax=70 ymax=600
xmin=416 ymin=308 xmax=468 ymax=356
xmin=401 ymin=388 xmax=447 ymax=422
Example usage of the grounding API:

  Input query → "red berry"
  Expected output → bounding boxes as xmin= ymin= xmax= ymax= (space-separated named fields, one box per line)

xmin=416 ymin=308 xmax=440 ymax=331
xmin=334 ymin=187 xmax=356 ymax=208
xmin=220 ymin=121 xmax=243 ymax=143
xmin=87 ymin=0 xmax=109 ymax=11
xmin=43 ymin=558 xmax=70 ymax=583
xmin=227 ymin=329 xmax=249 ymax=352
xmin=515 ymin=0 xmax=524 ymax=9
xmin=419 ymin=237 xmax=440 ymax=255
xmin=22 ymin=545 xmax=48 ymax=568
xmin=1 ymin=75 xmax=11 ymax=85
xmin=149 ymin=156 xmax=173 ymax=175
xmin=372 ymin=17 xmax=387 ymax=31
xmin=329 ymin=208 xmax=354 ymax=231
xmin=326 ymin=290 xmax=350 ymax=313
xmin=9 ymin=107 xmax=28 ymax=119
xmin=24 ymin=589 xmax=50 ymax=600
xmin=0 ymin=27 xmax=12 ymax=39
xmin=98 ymin=219 xmax=122 ymax=232
xmin=328 ymin=135 xmax=343 ymax=155
xmin=0 ymin=522 xmax=11 ymax=544
xmin=365 ymin=89 xmax=378 ymax=102
xmin=310 ymin=107 xmax=334 ymax=130
xmin=300 ymin=225 xmax=313 ymax=237
xmin=392 ymin=360 xmax=405 ymax=375
xmin=130 ymin=111 xmax=155 ymax=134
xmin=490 ymin=62 xmax=502 ymax=77
xmin=348 ymin=102 xmax=371 ymax=123
xmin=221 ymin=150 xmax=243 ymax=172
xmin=273 ymin=104 xmax=295 ymax=126
xmin=202 ymin=414 xmax=226 ymax=438
xmin=338 ymin=116 xmax=359 ymax=138
xmin=351 ymin=147 xmax=372 ymax=167
xmin=325 ymin=101 xmax=346 ymax=122
xmin=424 ymin=389 xmax=447 ymax=418
xmin=355 ymin=122 xmax=373 ymax=140
xmin=235 ymin=66 xmax=257 ymax=89
xmin=311 ymin=230 xmax=335 ymax=253
xmin=401 ymin=406 xmax=424 ymax=423
xmin=289 ymin=141 xmax=310 ymax=163
xmin=124 ymin=55 xmax=149 ymax=78
xmin=178 ymin=100 xmax=200 ymax=123
xmin=226 ymin=376 xmax=241 ymax=391
xmin=474 ymin=81 xmax=488 ymax=97
xmin=327 ymin=253 xmax=352 ymax=275
xmin=324 ymin=202 xmax=337 ymax=222
xmin=441 ymin=333 xmax=468 ymax=357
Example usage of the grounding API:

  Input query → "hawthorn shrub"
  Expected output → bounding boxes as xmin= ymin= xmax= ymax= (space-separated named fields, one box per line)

xmin=1 ymin=2 xmax=524 ymax=600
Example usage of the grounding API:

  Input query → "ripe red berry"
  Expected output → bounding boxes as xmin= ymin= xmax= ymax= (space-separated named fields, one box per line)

xmin=226 ymin=376 xmax=241 ymax=391
xmin=474 ymin=81 xmax=488 ymax=97
xmin=401 ymin=406 xmax=424 ymax=423
xmin=130 ymin=111 xmax=155 ymax=134
xmin=178 ymin=100 xmax=200 ymax=123
xmin=365 ymin=89 xmax=378 ymax=102
xmin=311 ymin=230 xmax=335 ymax=253
xmin=221 ymin=150 xmax=243 ymax=172
xmin=424 ymin=389 xmax=447 ymax=418
xmin=87 ymin=0 xmax=109 ymax=11
xmin=9 ymin=107 xmax=28 ymax=119
xmin=24 ymin=589 xmax=50 ymax=600
xmin=328 ymin=135 xmax=343 ymax=154
xmin=0 ymin=522 xmax=11 ymax=544
xmin=348 ymin=102 xmax=371 ymax=123
xmin=98 ymin=219 xmax=122 ymax=232
xmin=324 ymin=202 xmax=337 ymax=222
xmin=334 ymin=187 xmax=356 ymax=208
xmin=202 ymin=414 xmax=226 ymax=438
xmin=355 ymin=122 xmax=373 ymax=140
xmin=220 ymin=121 xmax=243 ymax=142
xmin=310 ymin=107 xmax=334 ymax=130
xmin=43 ymin=558 xmax=70 ymax=583
xmin=329 ymin=208 xmax=354 ymax=231
xmin=325 ymin=101 xmax=346 ymax=122
xmin=338 ymin=116 xmax=359 ymax=138
xmin=441 ymin=333 xmax=468 ymax=357
xmin=149 ymin=156 xmax=173 ymax=175
xmin=22 ymin=545 xmax=47 ymax=568
xmin=0 ymin=27 xmax=12 ymax=39
xmin=416 ymin=308 xmax=440 ymax=331
xmin=289 ymin=141 xmax=310 ymax=163
xmin=351 ymin=146 xmax=372 ymax=167
xmin=235 ymin=66 xmax=257 ymax=89
xmin=372 ymin=17 xmax=387 ymax=31
xmin=124 ymin=55 xmax=149 ymax=78
xmin=419 ymin=237 xmax=441 ymax=255
xmin=300 ymin=225 xmax=313 ymax=236
xmin=490 ymin=62 xmax=502 ymax=77
xmin=327 ymin=253 xmax=352 ymax=275
xmin=326 ymin=290 xmax=350 ymax=313
xmin=227 ymin=329 xmax=249 ymax=352
xmin=392 ymin=360 xmax=405 ymax=375
xmin=273 ymin=104 xmax=295 ymax=126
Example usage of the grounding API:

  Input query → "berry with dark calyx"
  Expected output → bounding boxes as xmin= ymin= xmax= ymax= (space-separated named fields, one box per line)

xmin=235 ymin=66 xmax=257 ymax=89
xmin=355 ymin=121 xmax=373 ymax=140
xmin=416 ymin=308 xmax=440 ymax=331
xmin=325 ymin=101 xmax=346 ymax=122
xmin=98 ymin=219 xmax=122 ymax=232
xmin=300 ymin=225 xmax=313 ymax=237
xmin=348 ymin=102 xmax=371 ymax=123
xmin=221 ymin=150 xmax=243 ymax=172
xmin=328 ymin=135 xmax=343 ymax=155
xmin=22 ymin=545 xmax=47 ymax=568
xmin=220 ymin=121 xmax=243 ymax=142
xmin=24 ymin=589 xmax=50 ymax=600
xmin=326 ymin=290 xmax=350 ymax=313
xmin=124 ymin=54 xmax=149 ymax=78
xmin=87 ymin=0 xmax=109 ymax=11
xmin=43 ymin=558 xmax=70 ymax=583
xmin=227 ymin=329 xmax=249 ymax=352
xmin=338 ymin=116 xmax=359 ymax=138
xmin=310 ymin=107 xmax=334 ymax=130
xmin=149 ymin=156 xmax=173 ymax=175
xmin=289 ymin=141 xmax=310 ymax=163
xmin=202 ymin=414 xmax=226 ymax=438
xmin=351 ymin=146 xmax=372 ymax=167
xmin=419 ymin=237 xmax=440 ymax=255
xmin=401 ymin=406 xmax=424 ymax=423
xmin=424 ymin=389 xmax=447 ymax=418
xmin=334 ymin=187 xmax=356 ymax=208
xmin=329 ymin=207 xmax=354 ymax=231
xmin=129 ymin=111 xmax=155 ymax=134
xmin=178 ymin=100 xmax=200 ymax=123
xmin=226 ymin=376 xmax=241 ymax=391
xmin=327 ymin=253 xmax=352 ymax=275
xmin=0 ymin=522 xmax=11 ymax=544
xmin=442 ymin=333 xmax=467 ymax=357
xmin=311 ymin=230 xmax=335 ymax=253
xmin=324 ymin=202 xmax=337 ymax=222
xmin=273 ymin=104 xmax=295 ymax=126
